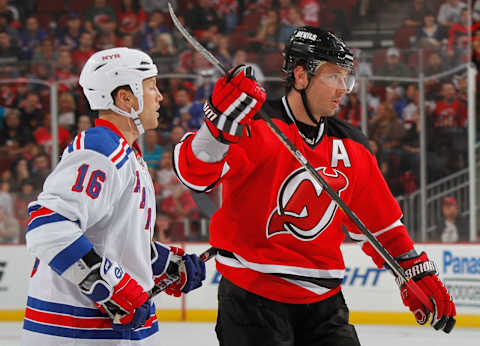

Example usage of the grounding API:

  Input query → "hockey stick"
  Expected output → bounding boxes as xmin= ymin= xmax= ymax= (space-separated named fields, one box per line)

xmin=167 ymin=3 xmax=436 ymax=315
xmin=149 ymin=246 xmax=217 ymax=298
xmin=113 ymin=247 xmax=217 ymax=324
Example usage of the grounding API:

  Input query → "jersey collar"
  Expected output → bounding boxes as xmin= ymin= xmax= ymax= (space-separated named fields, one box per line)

xmin=94 ymin=118 xmax=143 ymax=157
xmin=281 ymin=96 xmax=325 ymax=146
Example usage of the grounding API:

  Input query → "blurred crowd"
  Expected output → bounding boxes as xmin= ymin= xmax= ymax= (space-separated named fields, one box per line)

xmin=0 ymin=0 xmax=478 ymax=244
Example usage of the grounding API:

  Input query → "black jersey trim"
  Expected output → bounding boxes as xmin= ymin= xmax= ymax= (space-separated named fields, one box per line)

xmin=324 ymin=117 xmax=373 ymax=154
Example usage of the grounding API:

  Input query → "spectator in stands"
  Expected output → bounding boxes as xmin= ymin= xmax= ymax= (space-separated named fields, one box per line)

xmin=400 ymin=104 xmax=446 ymax=183
xmin=338 ymin=92 xmax=361 ymax=127
xmin=453 ymin=72 xmax=468 ymax=103
xmin=279 ymin=6 xmax=306 ymax=47
xmin=33 ymin=112 xmax=71 ymax=155
xmin=71 ymin=32 xmax=96 ymax=73
xmin=352 ymin=48 xmax=372 ymax=77
xmin=376 ymin=47 xmax=410 ymax=83
xmin=0 ymin=11 xmax=19 ymax=44
xmin=431 ymin=82 xmax=467 ymax=172
xmin=414 ymin=12 xmax=447 ymax=49
xmin=365 ymin=80 xmax=380 ymax=116
xmin=31 ymin=38 xmax=56 ymax=76
xmin=11 ymin=158 xmax=31 ymax=192
xmin=173 ymin=88 xmax=203 ymax=130
xmin=437 ymin=0 xmax=467 ymax=27
xmin=157 ymin=151 xmax=176 ymax=200
xmin=119 ymin=33 xmax=135 ymax=48
xmin=0 ymin=180 xmax=12 ymax=215
xmin=0 ymin=108 xmax=35 ymax=158
xmin=153 ymin=212 xmax=174 ymax=243
xmin=186 ymin=0 xmax=223 ymax=35
xmin=75 ymin=114 xmax=93 ymax=134
xmin=55 ymin=50 xmax=76 ymax=83
xmin=385 ymin=85 xmax=407 ymax=118
xmin=474 ymin=0 xmax=480 ymax=22
xmin=253 ymin=9 xmax=281 ymax=54
xmin=13 ymin=178 xmax=36 ymax=241
xmin=166 ymin=125 xmax=186 ymax=153
xmin=159 ymin=175 xmax=200 ymax=226
xmin=404 ymin=0 xmax=436 ymax=28
xmin=213 ymin=0 xmax=239 ymax=33
xmin=215 ymin=34 xmax=233 ymax=69
xmin=19 ymin=16 xmax=47 ymax=60
xmin=55 ymin=12 xmax=85 ymax=51
xmin=57 ymin=92 xmax=77 ymax=131
xmin=448 ymin=9 xmax=480 ymax=51
xmin=0 ymin=31 xmax=22 ymax=77
xmin=170 ymin=14 xmax=189 ymax=53
xmin=141 ymin=0 xmax=177 ymax=14
xmin=232 ymin=49 xmax=265 ymax=84
xmin=85 ymin=0 xmax=117 ymax=35
xmin=433 ymin=196 xmax=469 ymax=242
xmin=150 ymin=33 xmax=177 ymax=74
xmin=402 ymin=83 xmax=435 ymax=130
xmin=177 ymin=49 xmax=212 ymax=73
xmin=368 ymin=138 xmax=384 ymax=168
xmin=368 ymin=102 xmax=406 ymax=160
xmin=30 ymin=152 xmax=50 ymax=190
xmin=424 ymin=51 xmax=450 ymax=99
xmin=0 ymin=205 xmax=20 ymax=243
xmin=95 ymin=20 xmax=118 ymax=50
xmin=117 ymin=0 xmax=147 ymax=36
xmin=140 ymin=11 xmax=170 ymax=52
xmin=143 ymin=129 xmax=164 ymax=170
xmin=10 ymin=77 xmax=30 ymax=108
xmin=299 ymin=0 xmax=321 ymax=27
xmin=156 ymin=90 xmax=177 ymax=133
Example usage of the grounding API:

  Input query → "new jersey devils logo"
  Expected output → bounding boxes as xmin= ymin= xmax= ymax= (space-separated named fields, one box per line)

xmin=266 ymin=167 xmax=349 ymax=241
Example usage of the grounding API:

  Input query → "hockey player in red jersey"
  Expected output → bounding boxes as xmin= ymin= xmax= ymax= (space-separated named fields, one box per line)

xmin=173 ymin=27 xmax=456 ymax=345
xmin=21 ymin=47 xmax=206 ymax=346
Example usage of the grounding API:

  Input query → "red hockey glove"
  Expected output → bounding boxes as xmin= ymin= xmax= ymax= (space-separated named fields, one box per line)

xmin=79 ymin=257 xmax=149 ymax=325
xmin=396 ymin=252 xmax=456 ymax=333
xmin=204 ymin=64 xmax=266 ymax=143
xmin=154 ymin=246 xmax=206 ymax=297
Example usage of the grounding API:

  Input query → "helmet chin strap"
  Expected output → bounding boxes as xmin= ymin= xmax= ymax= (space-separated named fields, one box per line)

xmin=110 ymin=97 xmax=145 ymax=135
xmin=293 ymin=76 xmax=321 ymax=126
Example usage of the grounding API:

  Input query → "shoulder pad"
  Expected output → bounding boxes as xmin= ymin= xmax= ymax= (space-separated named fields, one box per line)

xmin=68 ymin=127 xmax=133 ymax=169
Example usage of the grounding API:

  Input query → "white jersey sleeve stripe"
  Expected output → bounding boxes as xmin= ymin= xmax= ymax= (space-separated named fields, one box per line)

xmin=48 ymin=235 xmax=93 ymax=275
xmin=348 ymin=218 xmax=404 ymax=242
xmin=27 ymin=206 xmax=79 ymax=234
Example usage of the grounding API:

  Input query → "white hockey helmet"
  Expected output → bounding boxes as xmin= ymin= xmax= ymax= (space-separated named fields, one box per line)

xmin=79 ymin=47 xmax=158 ymax=134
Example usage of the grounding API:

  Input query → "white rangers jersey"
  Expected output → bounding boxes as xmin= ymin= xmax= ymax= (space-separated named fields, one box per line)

xmin=21 ymin=119 xmax=161 ymax=345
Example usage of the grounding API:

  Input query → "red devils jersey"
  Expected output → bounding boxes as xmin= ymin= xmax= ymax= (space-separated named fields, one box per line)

xmin=432 ymin=99 xmax=467 ymax=128
xmin=174 ymin=97 xmax=414 ymax=304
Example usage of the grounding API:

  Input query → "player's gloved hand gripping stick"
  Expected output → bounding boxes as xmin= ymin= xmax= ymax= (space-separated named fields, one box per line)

xmin=112 ymin=247 xmax=216 ymax=323
xmin=167 ymin=2 xmax=455 ymax=333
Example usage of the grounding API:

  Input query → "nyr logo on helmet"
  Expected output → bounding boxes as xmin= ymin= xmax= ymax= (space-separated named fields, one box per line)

xmin=266 ymin=167 xmax=348 ymax=241
xmin=102 ymin=53 xmax=121 ymax=61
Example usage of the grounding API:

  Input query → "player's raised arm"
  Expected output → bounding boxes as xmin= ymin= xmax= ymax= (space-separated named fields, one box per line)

xmin=172 ymin=65 xmax=266 ymax=192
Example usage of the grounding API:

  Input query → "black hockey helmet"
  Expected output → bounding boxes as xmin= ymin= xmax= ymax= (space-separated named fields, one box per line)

xmin=282 ymin=26 xmax=354 ymax=74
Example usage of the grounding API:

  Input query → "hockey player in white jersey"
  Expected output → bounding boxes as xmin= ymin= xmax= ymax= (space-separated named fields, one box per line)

xmin=21 ymin=47 xmax=206 ymax=345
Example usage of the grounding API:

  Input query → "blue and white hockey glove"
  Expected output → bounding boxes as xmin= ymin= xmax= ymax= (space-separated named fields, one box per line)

xmin=74 ymin=250 xmax=149 ymax=327
xmin=151 ymin=242 xmax=206 ymax=297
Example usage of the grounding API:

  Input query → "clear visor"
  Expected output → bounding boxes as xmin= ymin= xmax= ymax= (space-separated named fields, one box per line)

xmin=317 ymin=71 xmax=356 ymax=93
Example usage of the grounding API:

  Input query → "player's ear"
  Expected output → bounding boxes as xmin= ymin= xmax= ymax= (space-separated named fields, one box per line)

xmin=293 ymin=65 xmax=308 ymax=90
xmin=115 ymin=88 xmax=135 ymax=111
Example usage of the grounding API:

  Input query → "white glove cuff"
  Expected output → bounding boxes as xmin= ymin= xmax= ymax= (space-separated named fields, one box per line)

xmin=192 ymin=122 xmax=230 ymax=162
